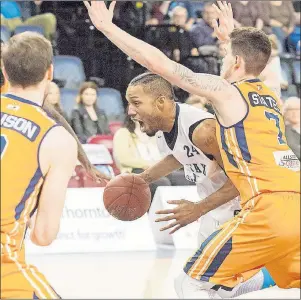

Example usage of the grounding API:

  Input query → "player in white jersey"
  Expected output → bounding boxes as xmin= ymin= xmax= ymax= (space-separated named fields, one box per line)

xmin=124 ymin=72 xmax=275 ymax=298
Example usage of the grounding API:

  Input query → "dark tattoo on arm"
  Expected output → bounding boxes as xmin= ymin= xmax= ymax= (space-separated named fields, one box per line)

xmin=172 ymin=62 xmax=229 ymax=92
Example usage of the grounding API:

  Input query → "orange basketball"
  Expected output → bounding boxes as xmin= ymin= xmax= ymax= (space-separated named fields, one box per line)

xmin=103 ymin=174 xmax=151 ymax=221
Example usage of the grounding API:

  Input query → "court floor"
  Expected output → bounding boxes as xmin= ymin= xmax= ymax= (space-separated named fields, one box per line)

xmin=27 ymin=249 xmax=300 ymax=299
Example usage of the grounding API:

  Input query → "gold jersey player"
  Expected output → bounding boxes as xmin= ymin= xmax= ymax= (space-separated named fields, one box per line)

xmin=0 ymin=32 xmax=107 ymax=299
xmin=84 ymin=0 xmax=300 ymax=297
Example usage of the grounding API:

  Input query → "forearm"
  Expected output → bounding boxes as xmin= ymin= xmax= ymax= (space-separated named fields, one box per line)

xmin=197 ymin=178 xmax=239 ymax=215
xmin=140 ymin=155 xmax=182 ymax=183
xmin=103 ymin=23 xmax=167 ymax=73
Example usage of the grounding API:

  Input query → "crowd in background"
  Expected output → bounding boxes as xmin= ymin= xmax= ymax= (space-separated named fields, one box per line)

xmin=1 ymin=0 xmax=300 ymax=195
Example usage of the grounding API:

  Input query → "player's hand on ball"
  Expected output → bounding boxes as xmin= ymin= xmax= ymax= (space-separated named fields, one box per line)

xmin=84 ymin=1 xmax=116 ymax=31
xmin=212 ymin=1 xmax=234 ymax=43
xmin=155 ymin=200 xmax=203 ymax=234
xmin=88 ymin=165 xmax=111 ymax=183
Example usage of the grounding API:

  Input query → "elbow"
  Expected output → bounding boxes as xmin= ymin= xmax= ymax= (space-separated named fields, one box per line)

xmin=30 ymin=227 xmax=59 ymax=247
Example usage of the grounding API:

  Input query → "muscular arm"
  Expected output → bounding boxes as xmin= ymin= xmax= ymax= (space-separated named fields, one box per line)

xmin=101 ymin=23 xmax=234 ymax=103
xmin=191 ymin=119 xmax=239 ymax=214
xmin=30 ymin=127 xmax=78 ymax=246
xmin=140 ymin=154 xmax=183 ymax=184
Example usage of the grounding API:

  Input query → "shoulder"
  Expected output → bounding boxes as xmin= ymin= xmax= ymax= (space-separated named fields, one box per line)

xmin=114 ymin=127 xmax=132 ymax=139
xmin=191 ymin=119 xmax=217 ymax=150
xmin=42 ymin=126 xmax=77 ymax=152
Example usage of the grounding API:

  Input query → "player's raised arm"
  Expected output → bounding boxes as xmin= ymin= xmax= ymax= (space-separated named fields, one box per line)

xmin=30 ymin=127 xmax=77 ymax=246
xmin=83 ymin=1 xmax=234 ymax=103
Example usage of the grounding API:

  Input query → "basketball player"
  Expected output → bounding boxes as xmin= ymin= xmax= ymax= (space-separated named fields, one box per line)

xmin=84 ymin=0 xmax=300 ymax=297
xmin=0 ymin=32 xmax=106 ymax=299
xmin=126 ymin=72 xmax=276 ymax=297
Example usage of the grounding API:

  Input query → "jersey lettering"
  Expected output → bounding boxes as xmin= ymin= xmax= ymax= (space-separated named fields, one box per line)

xmin=248 ymin=92 xmax=280 ymax=114
xmin=1 ymin=112 xmax=40 ymax=141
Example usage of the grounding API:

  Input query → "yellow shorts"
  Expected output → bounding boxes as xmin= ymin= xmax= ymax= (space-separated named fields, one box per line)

xmin=1 ymin=253 xmax=60 ymax=299
xmin=184 ymin=192 xmax=300 ymax=289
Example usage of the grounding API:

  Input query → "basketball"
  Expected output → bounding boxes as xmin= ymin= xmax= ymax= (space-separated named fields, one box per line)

xmin=103 ymin=174 xmax=151 ymax=221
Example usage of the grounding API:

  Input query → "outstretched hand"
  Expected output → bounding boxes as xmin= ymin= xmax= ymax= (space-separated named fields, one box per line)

xmin=83 ymin=1 xmax=116 ymax=31
xmin=155 ymin=199 xmax=204 ymax=234
xmin=212 ymin=1 xmax=234 ymax=43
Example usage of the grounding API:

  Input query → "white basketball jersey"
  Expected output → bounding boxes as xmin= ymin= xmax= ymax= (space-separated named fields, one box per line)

xmin=156 ymin=103 xmax=241 ymax=240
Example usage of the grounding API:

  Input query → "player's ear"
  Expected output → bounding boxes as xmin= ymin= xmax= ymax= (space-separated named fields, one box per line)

xmin=47 ymin=64 xmax=54 ymax=81
xmin=155 ymin=95 xmax=165 ymax=111
xmin=1 ymin=66 xmax=9 ymax=82
xmin=234 ymin=55 xmax=242 ymax=69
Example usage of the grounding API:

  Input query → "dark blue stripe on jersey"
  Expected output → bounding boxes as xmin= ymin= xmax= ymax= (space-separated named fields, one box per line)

xmin=220 ymin=127 xmax=238 ymax=169
xmin=184 ymin=229 xmax=221 ymax=274
xmin=15 ymin=167 xmax=43 ymax=220
xmin=200 ymin=237 xmax=233 ymax=282
xmin=50 ymin=285 xmax=62 ymax=299
xmin=33 ymin=292 xmax=39 ymax=299
xmin=234 ymin=121 xmax=251 ymax=162
xmin=4 ymin=93 xmax=41 ymax=107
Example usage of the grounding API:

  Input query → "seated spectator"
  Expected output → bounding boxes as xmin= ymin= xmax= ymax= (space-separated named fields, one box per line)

xmin=0 ymin=0 xmax=56 ymax=41
xmin=231 ymin=1 xmax=271 ymax=35
xmin=71 ymin=82 xmax=110 ymax=143
xmin=259 ymin=35 xmax=288 ymax=98
xmin=113 ymin=115 xmax=192 ymax=199
xmin=287 ymin=12 xmax=301 ymax=54
xmin=283 ymin=97 xmax=300 ymax=160
xmin=267 ymin=1 xmax=295 ymax=52
xmin=45 ymin=82 xmax=69 ymax=121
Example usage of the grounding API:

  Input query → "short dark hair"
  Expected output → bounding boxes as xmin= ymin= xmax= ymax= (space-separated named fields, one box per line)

xmin=230 ymin=27 xmax=271 ymax=76
xmin=129 ymin=72 xmax=176 ymax=100
xmin=2 ymin=32 xmax=53 ymax=88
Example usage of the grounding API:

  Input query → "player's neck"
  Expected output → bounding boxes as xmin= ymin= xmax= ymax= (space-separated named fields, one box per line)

xmin=7 ymin=85 xmax=46 ymax=107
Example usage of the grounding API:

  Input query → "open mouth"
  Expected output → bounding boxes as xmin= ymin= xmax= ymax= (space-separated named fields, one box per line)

xmin=132 ymin=118 xmax=146 ymax=132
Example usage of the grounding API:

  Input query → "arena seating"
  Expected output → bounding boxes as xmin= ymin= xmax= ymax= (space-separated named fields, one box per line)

xmin=14 ymin=25 xmax=45 ymax=36
xmin=1 ymin=25 xmax=11 ymax=42
xmin=60 ymin=88 xmax=78 ymax=119
xmin=53 ymin=55 xmax=86 ymax=89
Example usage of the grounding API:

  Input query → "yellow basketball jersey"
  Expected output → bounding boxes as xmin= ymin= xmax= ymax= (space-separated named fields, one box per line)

xmin=216 ymin=79 xmax=300 ymax=205
xmin=1 ymin=94 xmax=57 ymax=256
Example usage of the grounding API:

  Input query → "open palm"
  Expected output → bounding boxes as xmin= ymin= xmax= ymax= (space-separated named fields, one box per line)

xmin=212 ymin=1 xmax=234 ymax=43
xmin=84 ymin=1 xmax=116 ymax=31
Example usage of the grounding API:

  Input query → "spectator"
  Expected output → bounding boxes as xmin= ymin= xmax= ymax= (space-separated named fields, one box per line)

xmin=189 ymin=2 xmax=218 ymax=50
xmin=283 ymin=97 xmax=301 ymax=160
xmin=0 ymin=0 xmax=56 ymax=41
xmin=287 ymin=11 xmax=301 ymax=54
xmin=231 ymin=1 xmax=271 ymax=35
xmin=168 ymin=6 xmax=195 ymax=61
xmin=267 ymin=1 xmax=295 ymax=52
xmin=71 ymin=82 xmax=110 ymax=143
xmin=45 ymin=82 xmax=69 ymax=121
xmin=113 ymin=115 xmax=192 ymax=199
xmin=259 ymin=35 xmax=288 ymax=98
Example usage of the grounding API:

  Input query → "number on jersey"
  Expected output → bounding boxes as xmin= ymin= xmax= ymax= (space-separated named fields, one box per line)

xmin=184 ymin=145 xmax=199 ymax=158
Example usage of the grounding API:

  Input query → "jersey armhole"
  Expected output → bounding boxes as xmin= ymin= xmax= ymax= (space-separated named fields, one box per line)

xmin=188 ymin=118 xmax=215 ymax=161
xmin=37 ymin=124 xmax=63 ymax=178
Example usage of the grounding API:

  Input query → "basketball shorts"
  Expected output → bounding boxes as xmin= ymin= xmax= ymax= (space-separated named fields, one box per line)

xmin=184 ymin=192 xmax=300 ymax=289
xmin=1 ymin=253 xmax=61 ymax=299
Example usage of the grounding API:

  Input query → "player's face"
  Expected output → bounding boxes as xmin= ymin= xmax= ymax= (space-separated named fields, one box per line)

xmin=220 ymin=43 xmax=236 ymax=81
xmin=82 ymin=88 xmax=97 ymax=106
xmin=126 ymin=85 xmax=162 ymax=137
